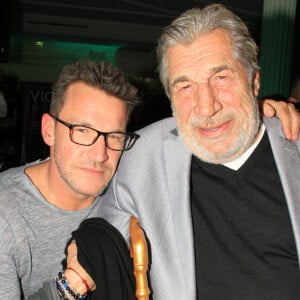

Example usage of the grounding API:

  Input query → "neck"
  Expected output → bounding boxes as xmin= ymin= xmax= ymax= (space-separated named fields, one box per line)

xmin=223 ymin=123 xmax=265 ymax=170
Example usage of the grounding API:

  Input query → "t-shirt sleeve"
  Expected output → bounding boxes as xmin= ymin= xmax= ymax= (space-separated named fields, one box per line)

xmin=0 ymin=217 xmax=22 ymax=298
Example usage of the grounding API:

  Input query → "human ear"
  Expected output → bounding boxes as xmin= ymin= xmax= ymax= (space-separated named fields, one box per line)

xmin=41 ymin=113 xmax=55 ymax=146
xmin=253 ymin=71 xmax=260 ymax=96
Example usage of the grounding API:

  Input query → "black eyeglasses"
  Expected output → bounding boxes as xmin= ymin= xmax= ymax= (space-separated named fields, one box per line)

xmin=50 ymin=114 xmax=139 ymax=151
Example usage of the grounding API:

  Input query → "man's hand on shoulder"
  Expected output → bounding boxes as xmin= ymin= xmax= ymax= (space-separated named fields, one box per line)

xmin=260 ymin=99 xmax=300 ymax=141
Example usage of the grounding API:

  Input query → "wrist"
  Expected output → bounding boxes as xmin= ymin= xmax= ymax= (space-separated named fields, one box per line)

xmin=55 ymin=271 xmax=87 ymax=300
xmin=64 ymin=268 xmax=90 ymax=295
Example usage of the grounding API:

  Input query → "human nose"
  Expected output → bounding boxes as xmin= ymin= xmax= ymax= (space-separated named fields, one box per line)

xmin=87 ymin=135 xmax=108 ymax=162
xmin=193 ymin=84 xmax=222 ymax=117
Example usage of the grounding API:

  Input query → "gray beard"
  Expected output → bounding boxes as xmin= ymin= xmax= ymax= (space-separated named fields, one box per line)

xmin=172 ymin=96 xmax=261 ymax=164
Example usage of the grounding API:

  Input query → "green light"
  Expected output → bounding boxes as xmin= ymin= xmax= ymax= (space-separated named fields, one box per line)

xmin=51 ymin=40 xmax=123 ymax=64
xmin=16 ymin=35 xmax=126 ymax=66
xmin=35 ymin=41 xmax=44 ymax=48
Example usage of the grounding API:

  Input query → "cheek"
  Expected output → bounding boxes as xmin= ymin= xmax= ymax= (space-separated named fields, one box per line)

xmin=172 ymin=96 xmax=194 ymax=125
xmin=54 ymin=143 xmax=76 ymax=163
xmin=232 ymin=95 xmax=256 ymax=126
xmin=109 ymin=151 xmax=122 ymax=170
xmin=221 ymin=84 xmax=250 ymax=110
xmin=53 ymin=132 xmax=80 ymax=159
xmin=217 ymin=84 xmax=237 ymax=105
xmin=239 ymin=87 xmax=255 ymax=111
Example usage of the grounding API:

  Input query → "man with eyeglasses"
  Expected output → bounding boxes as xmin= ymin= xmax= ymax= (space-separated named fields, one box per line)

xmin=49 ymin=115 xmax=138 ymax=151
xmin=0 ymin=60 xmax=140 ymax=299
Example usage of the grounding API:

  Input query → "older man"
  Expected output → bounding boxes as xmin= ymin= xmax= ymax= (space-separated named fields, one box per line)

xmin=95 ymin=4 xmax=300 ymax=300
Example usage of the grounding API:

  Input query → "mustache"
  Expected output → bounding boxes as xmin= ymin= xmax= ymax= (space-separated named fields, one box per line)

xmin=190 ymin=112 xmax=234 ymax=128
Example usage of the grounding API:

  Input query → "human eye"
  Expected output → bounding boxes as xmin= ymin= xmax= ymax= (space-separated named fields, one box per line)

xmin=106 ymin=133 xmax=126 ymax=149
xmin=217 ymin=75 xmax=226 ymax=80
xmin=73 ymin=126 xmax=90 ymax=134
xmin=108 ymin=133 xmax=125 ymax=141
xmin=212 ymin=71 xmax=231 ymax=87
xmin=178 ymin=81 xmax=193 ymax=90
xmin=216 ymin=71 xmax=228 ymax=81
xmin=173 ymin=81 xmax=195 ymax=98
xmin=181 ymin=83 xmax=192 ymax=89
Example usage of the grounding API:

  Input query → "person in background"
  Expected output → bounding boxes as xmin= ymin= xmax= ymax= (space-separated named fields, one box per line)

xmin=62 ymin=4 xmax=300 ymax=300
xmin=0 ymin=59 xmax=140 ymax=299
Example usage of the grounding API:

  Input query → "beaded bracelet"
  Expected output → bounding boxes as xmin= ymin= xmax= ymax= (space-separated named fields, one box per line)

xmin=55 ymin=271 xmax=87 ymax=300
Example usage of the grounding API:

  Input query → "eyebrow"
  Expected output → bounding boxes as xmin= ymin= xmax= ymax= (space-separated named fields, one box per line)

xmin=62 ymin=117 xmax=95 ymax=128
xmin=211 ymin=65 xmax=234 ymax=75
xmin=211 ymin=64 xmax=231 ymax=75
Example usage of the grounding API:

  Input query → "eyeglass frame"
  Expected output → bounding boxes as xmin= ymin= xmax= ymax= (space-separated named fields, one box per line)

xmin=49 ymin=114 xmax=139 ymax=151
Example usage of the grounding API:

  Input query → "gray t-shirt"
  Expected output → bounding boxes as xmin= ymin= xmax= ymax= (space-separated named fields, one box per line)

xmin=0 ymin=160 xmax=102 ymax=299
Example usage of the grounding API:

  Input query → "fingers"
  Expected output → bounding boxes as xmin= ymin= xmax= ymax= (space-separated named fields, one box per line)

xmin=261 ymin=99 xmax=300 ymax=141
xmin=276 ymin=102 xmax=300 ymax=141
xmin=260 ymin=101 xmax=276 ymax=118
xmin=286 ymin=102 xmax=300 ymax=141
xmin=274 ymin=101 xmax=292 ymax=141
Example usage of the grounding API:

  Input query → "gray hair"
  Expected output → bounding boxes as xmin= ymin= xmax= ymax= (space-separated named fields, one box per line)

xmin=157 ymin=3 xmax=260 ymax=97
xmin=50 ymin=60 xmax=140 ymax=117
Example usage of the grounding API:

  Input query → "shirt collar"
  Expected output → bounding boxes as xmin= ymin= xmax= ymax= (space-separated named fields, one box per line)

xmin=222 ymin=124 xmax=265 ymax=171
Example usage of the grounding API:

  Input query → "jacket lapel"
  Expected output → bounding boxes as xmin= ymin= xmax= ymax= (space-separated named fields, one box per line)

xmin=265 ymin=118 xmax=300 ymax=266
xmin=163 ymin=130 xmax=196 ymax=297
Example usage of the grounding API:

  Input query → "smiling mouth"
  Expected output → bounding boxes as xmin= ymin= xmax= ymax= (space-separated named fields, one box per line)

xmin=202 ymin=127 xmax=219 ymax=131
xmin=197 ymin=120 xmax=231 ymax=137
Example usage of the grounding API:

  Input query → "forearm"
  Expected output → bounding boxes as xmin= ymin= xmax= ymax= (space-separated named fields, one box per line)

xmin=27 ymin=247 xmax=95 ymax=300
xmin=27 ymin=270 xmax=93 ymax=300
